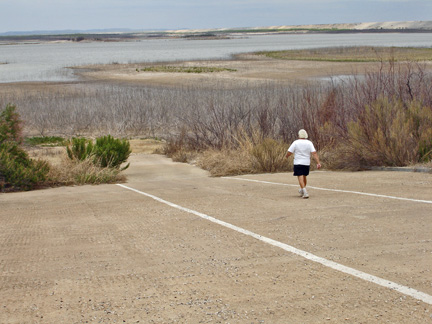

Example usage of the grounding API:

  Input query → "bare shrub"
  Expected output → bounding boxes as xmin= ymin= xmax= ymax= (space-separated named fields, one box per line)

xmin=233 ymin=129 xmax=292 ymax=173
xmin=1 ymin=84 xmax=179 ymax=138
xmin=339 ymin=62 xmax=432 ymax=116
xmin=197 ymin=129 xmax=293 ymax=176
xmin=343 ymin=98 xmax=432 ymax=168
xmin=171 ymin=150 xmax=198 ymax=163
xmin=197 ymin=149 xmax=254 ymax=177
xmin=250 ymin=138 xmax=291 ymax=172
xmin=2 ymin=59 xmax=431 ymax=172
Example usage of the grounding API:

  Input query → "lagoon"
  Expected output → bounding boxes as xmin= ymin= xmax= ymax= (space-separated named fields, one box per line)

xmin=0 ymin=33 xmax=431 ymax=83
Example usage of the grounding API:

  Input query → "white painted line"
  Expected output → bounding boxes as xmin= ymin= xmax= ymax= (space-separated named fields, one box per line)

xmin=222 ymin=177 xmax=432 ymax=204
xmin=116 ymin=183 xmax=432 ymax=305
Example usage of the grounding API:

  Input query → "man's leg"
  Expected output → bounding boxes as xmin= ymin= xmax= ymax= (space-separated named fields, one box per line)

xmin=298 ymin=175 xmax=309 ymax=198
xmin=298 ymin=175 xmax=306 ymax=188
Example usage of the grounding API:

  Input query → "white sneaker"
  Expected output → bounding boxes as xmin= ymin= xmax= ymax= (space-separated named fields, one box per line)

xmin=302 ymin=192 xmax=309 ymax=199
xmin=298 ymin=188 xmax=304 ymax=196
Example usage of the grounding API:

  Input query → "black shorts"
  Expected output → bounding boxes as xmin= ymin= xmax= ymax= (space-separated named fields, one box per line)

xmin=293 ymin=164 xmax=310 ymax=176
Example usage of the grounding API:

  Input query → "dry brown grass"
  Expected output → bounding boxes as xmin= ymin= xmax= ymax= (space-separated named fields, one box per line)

xmin=26 ymin=145 xmax=126 ymax=186
xmin=196 ymin=130 xmax=294 ymax=177
xmin=129 ymin=138 xmax=165 ymax=154
xmin=197 ymin=148 xmax=255 ymax=177
xmin=26 ymin=146 xmax=65 ymax=166
xmin=48 ymin=155 xmax=125 ymax=186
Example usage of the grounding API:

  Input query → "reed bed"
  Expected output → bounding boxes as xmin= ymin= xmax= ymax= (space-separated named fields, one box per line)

xmin=257 ymin=46 xmax=432 ymax=62
xmin=2 ymin=59 xmax=432 ymax=175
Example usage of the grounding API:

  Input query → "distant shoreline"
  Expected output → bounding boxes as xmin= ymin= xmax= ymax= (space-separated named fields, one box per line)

xmin=1 ymin=20 xmax=432 ymax=44
xmin=1 ymin=29 xmax=431 ymax=45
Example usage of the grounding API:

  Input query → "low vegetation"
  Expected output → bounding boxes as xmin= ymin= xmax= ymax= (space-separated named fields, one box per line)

xmin=137 ymin=65 xmax=236 ymax=73
xmin=67 ymin=135 xmax=131 ymax=170
xmin=48 ymin=156 xmax=125 ymax=186
xmin=1 ymin=47 xmax=431 ymax=180
xmin=25 ymin=136 xmax=67 ymax=146
xmin=346 ymin=98 xmax=432 ymax=166
xmin=257 ymin=46 xmax=432 ymax=62
xmin=0 ymin=105 xmax=130 ymax=192
xmin=161 ymin=59 xmax=432 ymax=174
xmin=0 ymin=104 xmax=50 ymax=191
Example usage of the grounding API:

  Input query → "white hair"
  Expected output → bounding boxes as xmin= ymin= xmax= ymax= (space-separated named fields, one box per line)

xmin=298 ymin=129 xmax=308 ymax=139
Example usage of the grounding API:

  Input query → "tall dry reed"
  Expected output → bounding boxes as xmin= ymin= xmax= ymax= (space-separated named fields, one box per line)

xmin=2 ymin=61 xmax=431 ymax=174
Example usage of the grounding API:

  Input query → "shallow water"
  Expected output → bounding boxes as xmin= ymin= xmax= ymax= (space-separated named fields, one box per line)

xmin=0 ymin=33 xmax=431 ymax=83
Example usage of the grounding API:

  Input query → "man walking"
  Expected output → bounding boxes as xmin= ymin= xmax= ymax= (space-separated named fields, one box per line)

xmin=285 ymin=129 xmax=321 ymax=198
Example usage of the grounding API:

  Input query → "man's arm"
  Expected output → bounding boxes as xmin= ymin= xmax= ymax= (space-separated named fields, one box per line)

xmin=285 ymin=151 xmax=292 ymax=158
xmin=312 ymin=151 xmax=321 ymax=169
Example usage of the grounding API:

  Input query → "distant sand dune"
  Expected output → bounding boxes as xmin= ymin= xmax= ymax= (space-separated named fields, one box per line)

xmin=252 ymin=20 xmax=432 ymax=31
xmin=172 ymin=21 xmax=432 ymax=33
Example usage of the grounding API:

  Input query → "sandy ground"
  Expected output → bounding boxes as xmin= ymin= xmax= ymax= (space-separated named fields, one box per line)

xmin=1 ymin=153 xmax=432 ymax=323
xmin=1 ymin=54 xmax=430 ymax=94
xmin=74 ymin=55 xmax=381 ymax=88
xmin=0 ymin=56 xmax=383 ymax=102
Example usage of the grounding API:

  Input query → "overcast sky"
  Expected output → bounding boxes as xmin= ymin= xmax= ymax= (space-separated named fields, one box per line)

xmin=0 ymin=0 xmax=431 ymax=33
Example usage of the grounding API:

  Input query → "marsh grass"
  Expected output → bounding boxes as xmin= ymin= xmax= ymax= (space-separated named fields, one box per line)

xmin=25 ymin=136 xmax=67 ymax=147
xmin=161 ymin=61 xmax=432 ymax=173
xmin=2 ymin=50 xmax=432 ymax=176
xmin=138 ymin=66 xmax=236 ymax=73
xmin=257 ymin=46 xmax=432 ymax=62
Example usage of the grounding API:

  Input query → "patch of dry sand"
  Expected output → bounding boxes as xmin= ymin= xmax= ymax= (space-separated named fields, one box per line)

xmin=3 ymin=54 xmax=430 ymax=93
xmin=73 ymin=55 xmax=381 ymax=87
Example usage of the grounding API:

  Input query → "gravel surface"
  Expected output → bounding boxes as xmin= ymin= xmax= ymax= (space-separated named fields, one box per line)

xmin=1 ymin=154 xmax=432 ymax=323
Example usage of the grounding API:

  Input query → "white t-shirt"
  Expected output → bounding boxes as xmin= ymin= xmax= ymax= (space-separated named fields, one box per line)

xmin=288 ymin=139 xmax=316 ymax=166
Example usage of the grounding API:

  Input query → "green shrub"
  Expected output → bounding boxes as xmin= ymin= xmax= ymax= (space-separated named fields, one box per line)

xmin=93 ymin=135 xmax=131 ymax=170
xmin=0 ymin=104 xmax=50 ymax=191
xmin=67 ymin=135 xmax=131 ymax=170
xmin=0 ymin=104 xmax=22 ymax=144
xmin=66 ymin=137 xmax=94 ymax=161
xmin=0 ymin=139 xmax=50 ymax=192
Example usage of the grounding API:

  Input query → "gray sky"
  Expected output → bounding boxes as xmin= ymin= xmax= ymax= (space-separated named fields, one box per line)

xmin=0 ymin=0 xmax=431 ymax=33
